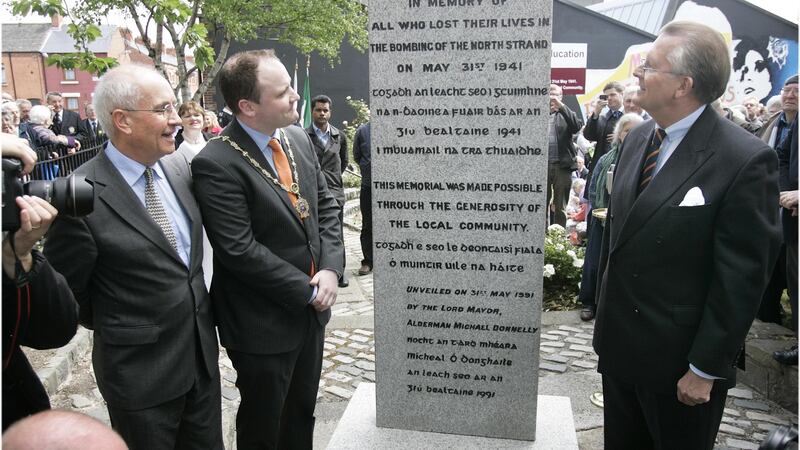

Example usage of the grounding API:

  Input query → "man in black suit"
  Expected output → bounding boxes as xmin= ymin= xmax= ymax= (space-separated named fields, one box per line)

xmin=593 ymin=21 xmax=781 ymax=449
xmin=192 ymin=49 xmax=343 ymax=449
xmin=583 ymin=81 xmax=624 ymax=179
xmin=306 ymin=94 xmax=349 ymax=287
xmin=46 ymin=92 xmax=81 ymax=148
xmin=44 ymin=65 xmax=222 ymax=450
xmin=547 ymin=83 xmax=582 ymax=227
xmin=76 ymin=103 xmax=104 ymax=145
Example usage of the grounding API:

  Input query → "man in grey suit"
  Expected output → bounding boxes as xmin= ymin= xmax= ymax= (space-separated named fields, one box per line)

xmin=44 ymin=65 xmax=222 ymax=450
xmin=192 ymin=49 xmax=343 ymax=449
xmin=593 ymin=21 xmax=781 ymax=449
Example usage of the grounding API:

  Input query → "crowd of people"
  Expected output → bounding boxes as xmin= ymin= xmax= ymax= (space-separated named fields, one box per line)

xmin=0 ymin=18 xmax=797 ymax=450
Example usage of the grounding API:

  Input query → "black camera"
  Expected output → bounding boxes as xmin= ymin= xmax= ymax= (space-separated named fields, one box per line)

xmin=2 ymin=158 xmax=94 ymax=232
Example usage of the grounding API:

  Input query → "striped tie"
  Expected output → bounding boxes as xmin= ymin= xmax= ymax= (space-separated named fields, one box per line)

xmin=638 ymin=128 xmax=666 ymax=194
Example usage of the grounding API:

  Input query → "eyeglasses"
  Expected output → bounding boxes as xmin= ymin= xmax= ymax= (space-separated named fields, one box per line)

xmin=120 ymin=103 xmax=178 ymax=117
xmin=635 ymin=63 xmax=684 ymax=77
xmin=782 ymin=87 xmax=799 ymax=95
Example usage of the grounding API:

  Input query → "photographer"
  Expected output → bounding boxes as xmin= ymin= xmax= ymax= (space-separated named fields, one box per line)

xmin=2 ymin=133 xmax=78 ymax=430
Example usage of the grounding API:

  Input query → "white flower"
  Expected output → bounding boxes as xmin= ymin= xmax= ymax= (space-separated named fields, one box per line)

xmin=572 ymin=258 xmax=584 ymax=268
xmin=543 ymin=264 xmax=555 ymax=278
xmin=547 ymin=224 xmax=566 ymax=234
xmin=346 ymin=95 xmax=352 ymax=100
xmin=566 ymin=250 xmax=576 ymax=258
xmin=555 ymin=244 xmax=564 ymax=251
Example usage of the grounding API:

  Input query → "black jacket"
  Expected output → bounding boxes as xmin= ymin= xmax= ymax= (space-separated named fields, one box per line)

xmin=3 ymin=251 xmax=78 ymax=429
xmin=551 ymin=104 xmax=583 ymax=170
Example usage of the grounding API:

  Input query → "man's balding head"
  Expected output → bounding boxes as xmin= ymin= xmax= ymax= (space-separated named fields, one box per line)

xmin=3 ymin=410 xmax=128 ymax=450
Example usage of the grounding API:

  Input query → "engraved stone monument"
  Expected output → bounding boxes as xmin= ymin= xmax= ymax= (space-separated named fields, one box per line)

xmin=368 ymin=0 xmax=553 ymax=442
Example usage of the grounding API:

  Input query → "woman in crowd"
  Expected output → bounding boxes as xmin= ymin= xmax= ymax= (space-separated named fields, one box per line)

xmin=174 ymin=101 xmax=212 ymax=160
xmin=578 ymin=112 xmax=644 ymax=321
xmin=26 ymin=106 xmax=79 ymax=155
xmin=204 ymin=110 xmax=223 ymax=135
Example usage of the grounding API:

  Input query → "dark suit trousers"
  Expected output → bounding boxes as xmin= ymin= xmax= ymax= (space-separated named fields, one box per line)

xmin=602 ymin=375 xmax=727 ymax=450
xmin=107 ymin=356 xmax=222 ymax=450
xmin=547 ymin=162 xmax=572 ymax=227
xmin=578 ymin=216 xmax=603 ymax=308
xmin=359 ymin=180 xmax=373 ymax=266
xmin=228 ymin=309 xmax=324 ymax=450
xmin=757 ymin=244 xmax=787 ymax=324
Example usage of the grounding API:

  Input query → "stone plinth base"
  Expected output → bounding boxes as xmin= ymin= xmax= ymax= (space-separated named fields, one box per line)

xmin=326 ymin=383 xmax=578 ymax=449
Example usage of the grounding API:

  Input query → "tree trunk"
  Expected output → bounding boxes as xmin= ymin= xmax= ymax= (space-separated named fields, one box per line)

xmin=193 ymin=33 xmax=231 ymax=103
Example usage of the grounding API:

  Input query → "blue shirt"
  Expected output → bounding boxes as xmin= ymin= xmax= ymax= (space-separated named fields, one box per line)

xmin=105 ymin=142 xmax=192 ymax=267
xmin=313 ymin=124 xmax=330 ymax=146
xmin=653 ymin=105 xmax=706 ymax=176
xmin=239 ymin=121 xmax=281 ymax=175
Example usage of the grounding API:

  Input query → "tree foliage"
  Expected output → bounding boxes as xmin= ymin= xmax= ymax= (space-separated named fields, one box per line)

xmin=10 ymin=0 xmax=368 ymax=102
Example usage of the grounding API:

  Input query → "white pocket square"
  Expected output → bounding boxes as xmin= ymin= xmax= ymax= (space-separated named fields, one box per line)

xmin=679 ymin=187 xmax=705 ymax=206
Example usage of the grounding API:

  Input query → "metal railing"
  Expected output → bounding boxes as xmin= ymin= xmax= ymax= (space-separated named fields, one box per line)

xmin=30 ymin=137 xmax=107 ymax=180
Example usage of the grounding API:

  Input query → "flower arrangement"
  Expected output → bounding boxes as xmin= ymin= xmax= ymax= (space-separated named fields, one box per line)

xmin=543 ymin=224 xmax=585 ymax=311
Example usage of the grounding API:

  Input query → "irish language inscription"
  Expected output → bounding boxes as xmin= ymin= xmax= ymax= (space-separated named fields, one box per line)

xmin=371 ymin=0 xmax=552 ymax=440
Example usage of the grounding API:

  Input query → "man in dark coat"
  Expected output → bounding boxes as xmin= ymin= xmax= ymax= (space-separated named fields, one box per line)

xmin=593 ymin=21 xmax=781 ymax=449
xmin=306 ymin=94 xmax=350 ymax=287
xmin=192 ymin=49 xmax=343 ymax=449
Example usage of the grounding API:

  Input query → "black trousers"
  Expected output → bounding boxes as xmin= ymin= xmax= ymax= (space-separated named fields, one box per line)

xmin=602 ymin=375 xmax=727 ymax=450
xmin=578 ymin=216 xmax=603 ymax=308
xmin=547 ymin=162 xmax=572 ymax=227
xmin=359 ymin=180 xmax=373 ymax=267
xmin=757 ymin=244 xmax=787 ymax=324
xmin=227 ymin=310 xmax=324 ymax=450
xmin=107 ymin=362 xmax=222 ymax=450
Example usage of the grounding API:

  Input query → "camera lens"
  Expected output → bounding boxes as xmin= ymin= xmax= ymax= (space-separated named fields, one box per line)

xmin=24 ymin=174 xmax=94 ymax=217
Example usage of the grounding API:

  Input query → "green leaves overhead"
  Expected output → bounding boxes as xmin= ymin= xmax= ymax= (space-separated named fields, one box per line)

xmin=9 ymin=0 xmax=367 ymax=99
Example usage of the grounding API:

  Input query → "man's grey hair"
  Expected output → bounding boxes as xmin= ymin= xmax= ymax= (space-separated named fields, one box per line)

xmin=93 ymin=64 xmax=165 ymax=140
xmin=623 ymin=85 xmax=640 ymax=98
xmin=46 ymin=92 xmax=63 ymax=102
xmin=15 ymin=99 xmax=32 ymax=109
xmin=766 ymin=95 xmax=782 ymax=113
xmin=28 ymin=105 xmax=52 ymax=125
xmin=659 ymin=20 xmax=731 ymax=105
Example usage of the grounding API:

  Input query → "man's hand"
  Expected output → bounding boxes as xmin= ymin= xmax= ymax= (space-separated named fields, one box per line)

xmin=593 ymin=98 xmax=607 ymax=117
xmin=606 ymin=133 xmax=614 ymax=143
xmin=779 ymin=190 xmax=798 ymax=211
xmin=676 ymin=369 xmax=714 ymax=406
xmin=549 ymin=95 xmax=564 ymax=113
xmin=310 ymin=269 xmax=338 ymax=312
xmin=2 ymin=196 xmax=59 ymax=277
xmin=0 ymin=133 xmax=37 ymax=174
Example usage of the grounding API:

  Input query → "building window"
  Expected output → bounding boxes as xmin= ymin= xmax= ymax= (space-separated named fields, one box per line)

xmin=66 ymin=97 xmax=79 ymax=110
xmin=64 ymin=68 xmax=76 ymax=81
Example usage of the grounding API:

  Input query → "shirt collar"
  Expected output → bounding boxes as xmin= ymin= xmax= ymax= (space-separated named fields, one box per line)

xmin=104 ymin=140 xmax=166 ymax=187
xmin=239 ymin=120 xmax=280 ymax=151
xmin=313 ymin=124 xmax=330 ymax=136
xmin=660 ymin=104 xmax=706 ymax=141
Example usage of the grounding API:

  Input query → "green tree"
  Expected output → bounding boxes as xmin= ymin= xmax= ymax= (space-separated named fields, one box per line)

xmin=11 ymin=0 xmax=368 ymax=102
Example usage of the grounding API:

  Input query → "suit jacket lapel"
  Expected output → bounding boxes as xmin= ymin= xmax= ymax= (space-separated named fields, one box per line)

xmin=612 ymin=108 xmax=717 ymax=251
xmin=94 ymin=152 xmax=184 ymax=265
xmin=226 ymin=120 xmax=303 ymax=225
xmin=161 ymin=155 xmax=202 ymax=269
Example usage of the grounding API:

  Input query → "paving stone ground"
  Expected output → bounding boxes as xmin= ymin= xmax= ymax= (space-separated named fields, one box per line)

xmin=25 ymin=205 xmax=798 ymax=450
